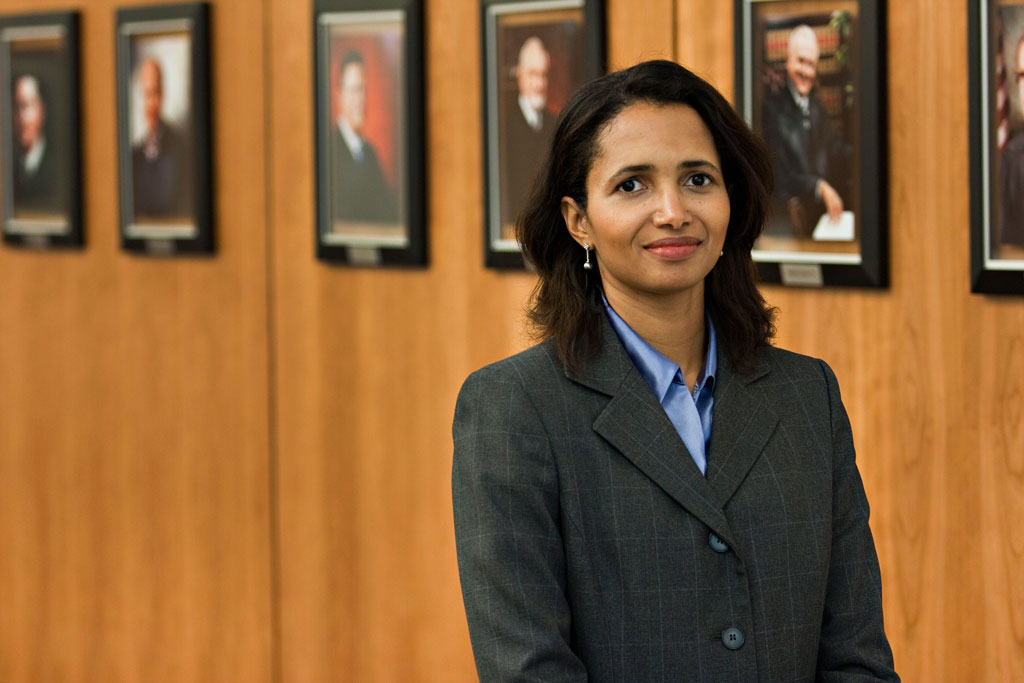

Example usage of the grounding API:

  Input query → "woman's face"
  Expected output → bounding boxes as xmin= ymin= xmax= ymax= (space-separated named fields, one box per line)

xmin=562 ymin=102 xmax=730 ymax=308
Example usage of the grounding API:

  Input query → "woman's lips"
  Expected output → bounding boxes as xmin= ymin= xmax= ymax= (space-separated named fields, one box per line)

xmin=644 ymin=237 xmax=701 ymax=259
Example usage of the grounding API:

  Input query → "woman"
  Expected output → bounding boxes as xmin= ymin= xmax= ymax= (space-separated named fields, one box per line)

xmin=453 ymin=60 xmax=898 ymax=682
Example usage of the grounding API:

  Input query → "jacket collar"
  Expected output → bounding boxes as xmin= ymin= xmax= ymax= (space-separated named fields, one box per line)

xmin=566 ymin=314 xmax=778 ymax=546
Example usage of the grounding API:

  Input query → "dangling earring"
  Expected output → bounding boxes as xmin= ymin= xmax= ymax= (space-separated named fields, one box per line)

xmin=583 ymin=243 xmax=593 ymax=270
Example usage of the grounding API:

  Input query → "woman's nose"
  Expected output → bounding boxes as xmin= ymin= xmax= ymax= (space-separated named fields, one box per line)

xmin=652 ymin=187 xmax=687 ymax=228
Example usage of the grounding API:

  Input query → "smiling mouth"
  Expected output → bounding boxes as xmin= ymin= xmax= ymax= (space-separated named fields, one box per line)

xmin=645 ymin=237 xmax=702 ymax=260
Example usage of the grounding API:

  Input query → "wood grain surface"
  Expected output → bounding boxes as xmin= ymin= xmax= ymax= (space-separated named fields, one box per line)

xmin=0 ymin=0 xmax=1021 ymax=681
xmin=0 ymin=0 xmax=273 ymax=680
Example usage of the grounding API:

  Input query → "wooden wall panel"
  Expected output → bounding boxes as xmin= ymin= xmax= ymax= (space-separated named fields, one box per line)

xmin=1 ymin=0 xmax=1022 ymax=680
xmin=268 ymin=0 xmax=515 ymax=679
xmin=606 ymin=0 xmax=674 ymax=68
xmin=269 ymin=0 xmax=675 ymax=681
xmin=682 ymin=0 xmax=1023 ymax=680
xmin=676 ymin=1 xmax=733 ymax=97
xmin=0 ymin=0 xmax=273 ymax=681
xmin=272 ymin=0 xmax=1024 ymax=681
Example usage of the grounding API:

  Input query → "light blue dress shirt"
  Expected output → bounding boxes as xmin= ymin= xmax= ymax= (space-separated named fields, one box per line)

xmin=603 ymin=300 xmax=717 ymax=475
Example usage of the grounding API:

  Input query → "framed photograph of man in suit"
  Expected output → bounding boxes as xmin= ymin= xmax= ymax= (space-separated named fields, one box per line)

xmin=116 ymin=3 xmax=212 ymax=256
xmin=482 ymin=0 xmax=604 ymax=269
xmin=736 ymin=0 xmax=887 ymax=287
xmin=314 ymin=0 xmax=425 ymax=267
xmin=0 ymin=10 xmax=82 ymax=249
xmin=969 ymin=0 xmax=1024 ymax=294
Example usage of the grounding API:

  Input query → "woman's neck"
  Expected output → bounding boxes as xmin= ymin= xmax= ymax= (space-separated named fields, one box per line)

xmin=605 ymin=285 xmax=707 ymax=392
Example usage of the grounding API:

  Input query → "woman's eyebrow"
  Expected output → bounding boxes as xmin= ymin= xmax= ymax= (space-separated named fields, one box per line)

xmin=610 ymin=160 xmax=721 ymax=177
xmin=680 ymin=159 xmax=721 ymax=172
xmin=611 ymin=163 xmax=654 ymax=176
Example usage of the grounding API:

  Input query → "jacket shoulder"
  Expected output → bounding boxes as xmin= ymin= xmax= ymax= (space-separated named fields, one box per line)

xmin=753 ymin=345 xmax=838 ymax=389
xmin=459 ymin=340 xmax=564 ymax=391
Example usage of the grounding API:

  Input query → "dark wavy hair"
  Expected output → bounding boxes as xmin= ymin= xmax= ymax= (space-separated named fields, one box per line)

xmin=517 ymin=60 xmax=777 ymax=374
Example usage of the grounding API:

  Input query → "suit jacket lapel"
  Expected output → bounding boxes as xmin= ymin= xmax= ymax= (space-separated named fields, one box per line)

xmin=567 ymin=317 xmax=732 ymax=541
xmin=705 ymin=351 xmax=779 ymax=508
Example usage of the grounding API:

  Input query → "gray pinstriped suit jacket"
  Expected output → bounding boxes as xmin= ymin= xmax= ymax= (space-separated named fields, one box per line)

xmin=453 ymin=317 xmax=898 ymax=682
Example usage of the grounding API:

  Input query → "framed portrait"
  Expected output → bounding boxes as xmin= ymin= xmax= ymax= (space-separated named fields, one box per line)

xmin=0 ymin=11 xmax=82 ymax=249
xmin=314 ymin=0 xmax=426 ymax=267
xmin=116 ymin=3 xmax=212 ymax=256
xmin=969 ymin=0 xmax=1024 ymax=294
xmin=736 ymin=0 xmax=887 ymax=288
xmin=482 ymin=0 xmax=605 ymax=269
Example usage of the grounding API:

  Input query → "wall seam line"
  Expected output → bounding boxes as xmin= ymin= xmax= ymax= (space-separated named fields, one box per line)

xmin=261 ymin=0 xmax=284 ymax=680
xmin=672 ymin=0 xmax=680 ymax=64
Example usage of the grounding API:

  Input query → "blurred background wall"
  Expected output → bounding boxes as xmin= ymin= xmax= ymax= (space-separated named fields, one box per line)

xmin=0 ymin=0 xmax=1021 ymax=680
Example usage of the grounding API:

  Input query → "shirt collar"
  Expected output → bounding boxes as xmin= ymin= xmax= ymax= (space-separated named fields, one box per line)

xmin=518 ymin=96 xmax=542 ymax=131
xmin=602 ymin=295 xmax=717 ymax=401
xmin=336 ymin=117 xmax=364 ymax=158
xmin=22 ymin=137 xmax=46 ymax=174
xmin=786 ymin=78 xmax=811 ymax=113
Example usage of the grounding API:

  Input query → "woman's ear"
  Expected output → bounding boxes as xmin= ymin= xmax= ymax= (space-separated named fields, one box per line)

xmin=561 ymin=197 xmax=589 ymax=247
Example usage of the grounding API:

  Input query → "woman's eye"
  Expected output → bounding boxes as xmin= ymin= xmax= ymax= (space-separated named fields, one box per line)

xmin=686 ymin=172 xmax=714 ymax=188
xmin=617 ymin=177 xmax=644 ymax=193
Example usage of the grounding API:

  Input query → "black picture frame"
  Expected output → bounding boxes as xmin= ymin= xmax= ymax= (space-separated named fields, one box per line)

xmin=116 ymin=3 xmax=213 ymax=256
xmin=482 ymin=0 xmax=604 ymax=269
xmin=969 ymin=0 xmax=1024 ymax=294
xmin=0 ymin=10 xmax=83 ymax=249
xmin=313 ymin=0 xmax=426 ymax=267
xmin=735 ymin=0 xmax=887 ymax=288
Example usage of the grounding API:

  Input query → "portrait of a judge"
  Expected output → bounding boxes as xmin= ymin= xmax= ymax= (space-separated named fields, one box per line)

xmin=760 ymin=23 xmax=853 ymax=239
xmin=130 ymin=56 xmax=192 ymax=221
xmin=491 ymin=15 xmax=585 ymax=243
xmin=11 ymin=73 xmax=66 ymax=216
xmin=999 ymin=19 xmax=1024 ymax=248
xmin=499 ymin=36 xmax=555 ymax=229
xmin=329 ymin=49 xmax=398 ymax=225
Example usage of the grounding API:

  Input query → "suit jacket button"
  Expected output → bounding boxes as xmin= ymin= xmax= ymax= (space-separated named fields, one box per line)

xmin=721 ymin=627 xmax=745 ymax=650
xmin=708 ymin=532 xmax=729 ymax=553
